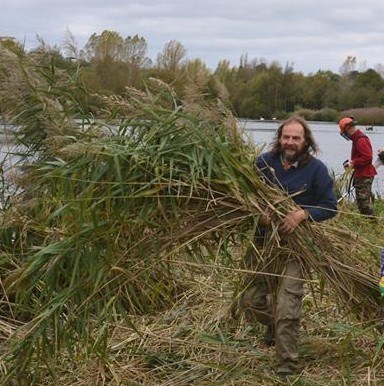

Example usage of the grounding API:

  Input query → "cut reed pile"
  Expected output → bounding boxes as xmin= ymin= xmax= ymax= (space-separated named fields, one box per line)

xmin=0 ymin=44 xmax=382 ymax=384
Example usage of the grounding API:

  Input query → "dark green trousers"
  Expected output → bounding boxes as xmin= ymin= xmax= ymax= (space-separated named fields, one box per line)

xmin=353 ymin=176 xmax=374 ymax=216
xmin=240 ymin=249 xmax=304 ymax=374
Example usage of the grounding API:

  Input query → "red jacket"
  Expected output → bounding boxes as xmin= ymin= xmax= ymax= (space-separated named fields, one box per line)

xmin=351 ymin=130 xmax=377 ymax=178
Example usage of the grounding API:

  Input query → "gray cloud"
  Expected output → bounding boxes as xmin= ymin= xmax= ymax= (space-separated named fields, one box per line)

xmin=2 ymin=0 xmax=384 ymax=74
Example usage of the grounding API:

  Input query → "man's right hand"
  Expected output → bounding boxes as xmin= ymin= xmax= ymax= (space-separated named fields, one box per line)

xmin=279 ymin=209 xmax=308 ymax=234
xmin=259 ymin=208 xmax=273 ymax=226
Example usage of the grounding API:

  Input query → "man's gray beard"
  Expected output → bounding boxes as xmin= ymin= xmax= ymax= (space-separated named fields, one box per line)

xmin=282 ymin=149 xmax=305 ymax=163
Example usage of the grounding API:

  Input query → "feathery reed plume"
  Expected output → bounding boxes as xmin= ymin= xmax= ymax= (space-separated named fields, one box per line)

xmin=0 ymin=46 xmax=381 ymax=383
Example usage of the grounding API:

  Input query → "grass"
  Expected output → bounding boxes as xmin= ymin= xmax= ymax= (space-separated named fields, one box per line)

xmin=2 ymin=249 xmax=381 ymax=385
xmin=0 ymin=43 xmax=383 ymax=385
xmin=0 ymin=171 xmax=382 ymax=385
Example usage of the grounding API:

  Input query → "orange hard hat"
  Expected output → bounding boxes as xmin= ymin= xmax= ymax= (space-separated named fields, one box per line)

xmin=338 ymin=116 xmax=356 ymax=132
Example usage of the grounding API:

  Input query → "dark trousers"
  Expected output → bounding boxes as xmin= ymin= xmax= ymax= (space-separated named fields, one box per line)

xmin=240 ymin=246 xmax=304 ymax=374
xmin=353 ymin=177 xmax=374 ymax=216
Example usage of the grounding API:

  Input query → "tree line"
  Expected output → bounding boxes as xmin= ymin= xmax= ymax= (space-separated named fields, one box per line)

xmin=2 ymin=30 xmax=384 ymax=124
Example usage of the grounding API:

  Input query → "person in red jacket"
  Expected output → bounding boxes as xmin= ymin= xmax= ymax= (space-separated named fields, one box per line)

xmin=338 ymin=116 xmax=377 ymax=216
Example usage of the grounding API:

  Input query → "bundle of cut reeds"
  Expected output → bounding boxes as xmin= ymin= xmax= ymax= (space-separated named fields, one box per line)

xmin=0 ymin=48 xmax=381 ymax=382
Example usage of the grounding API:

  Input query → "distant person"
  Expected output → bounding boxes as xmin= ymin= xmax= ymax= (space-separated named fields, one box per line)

xmin=239 ymin=116 xmax=337 ymax=381
xmin=338 ymin=116 xmax=377 ymax=217
xmin=374 ymin=147 xmax=384 ymax=169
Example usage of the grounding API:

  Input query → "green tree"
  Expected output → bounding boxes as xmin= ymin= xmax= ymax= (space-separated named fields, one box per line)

xmin=355 ymin=69 xmax=384 ymax=92
xmin=123 ymin=35 xmax=151 ymax=87
xmin=81 ymin=31 xmax=151 ymax=93
xmin=302 ymin=71 xmax=339 ymax=110
xmin=156 ymin=40 xmax=187 ymax=73
xmin=82 ymin=30 xmax=124 ymax=62
xmin=81 ymin=30 xmax=125 ymax=93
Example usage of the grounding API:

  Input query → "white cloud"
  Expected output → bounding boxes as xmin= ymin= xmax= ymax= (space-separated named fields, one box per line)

xmin=2 ymin=0 xmax=384 ymax=73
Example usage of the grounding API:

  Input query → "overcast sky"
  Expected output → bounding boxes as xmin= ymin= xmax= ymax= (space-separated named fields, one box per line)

xmin=2 ymin=0 xmax=384 ymax=74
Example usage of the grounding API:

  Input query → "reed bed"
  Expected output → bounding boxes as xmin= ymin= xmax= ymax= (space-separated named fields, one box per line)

xmin=0 ymin=44 xmax=383 ymax=384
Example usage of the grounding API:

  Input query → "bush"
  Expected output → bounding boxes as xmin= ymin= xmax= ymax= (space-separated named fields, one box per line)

xmin=339 ymin=107 xmax=384 ymax=125
xmin=292 ymin=107 xmax=339 ymax=122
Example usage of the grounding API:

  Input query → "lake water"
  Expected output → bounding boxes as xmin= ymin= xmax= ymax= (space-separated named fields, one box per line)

xmin=241 ymin=119 xmax=384 ymax=196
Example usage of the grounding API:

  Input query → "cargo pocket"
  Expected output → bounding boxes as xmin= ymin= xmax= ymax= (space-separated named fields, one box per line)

xmin=277 ymin=287 xmax=303 ymax=321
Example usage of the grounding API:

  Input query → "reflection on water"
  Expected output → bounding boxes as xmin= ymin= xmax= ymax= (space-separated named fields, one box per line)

xmin=241 ymin=119 xmax=384 ymax=196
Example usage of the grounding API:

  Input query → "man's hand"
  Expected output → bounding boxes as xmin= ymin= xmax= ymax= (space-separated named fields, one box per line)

xmin=258 ymin=208 xmax=273 ymax=227
xmin=279 ymin=209 xmax=308 ymax=234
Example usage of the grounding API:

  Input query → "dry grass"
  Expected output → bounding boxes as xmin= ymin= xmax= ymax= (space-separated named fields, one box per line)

xmin=2 ymin=261 xmax=382 ymax=385
xmin=0 ymin=43 xmax=383 ymax=385
xmin=340 ymin=107 xmax=384 ymax=126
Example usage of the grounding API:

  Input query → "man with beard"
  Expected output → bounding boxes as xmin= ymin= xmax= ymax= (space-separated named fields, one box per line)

xmin=239 ymin=116 xmax=337 ymax=381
